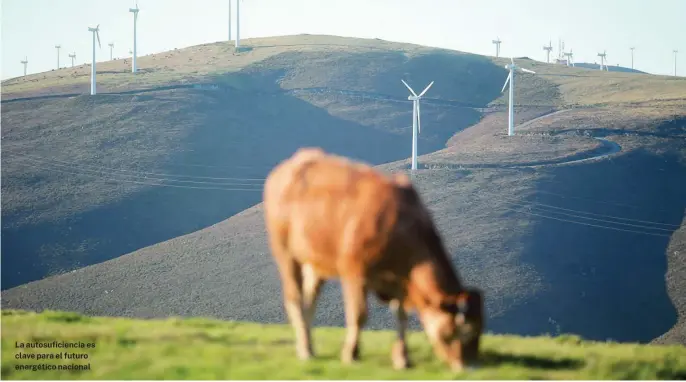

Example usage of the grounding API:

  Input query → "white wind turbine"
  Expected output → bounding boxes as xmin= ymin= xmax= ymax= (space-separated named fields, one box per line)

xmin=674 ymin=50 xmax=679 ymax=76
xmin=129 ymin=1 xmax=140 ymax=73
xmin=543 ymin=40 xmax=553 ymax=63
xmin=20 ymin=57 xmax=28 ymax=76
xmin=108 ymin=42 xmax=115 ymax=60
xmin=501 ymin=57 xmax=536 ymax=136
xmin=630 ymin=47 xmax=636 ymax=70
xmin=564 ymin=49 xmax=575 ymax=67
xmin=69 ymin=52 xmax=76 ymax=67
xmin=88 ymin=25 xmax=102 ymax=95
xmin=492 ymin=37 xmax=502 ymax=58
xmin=597 ymin=50 xmax=608 ymax=71
xmin=401 ymin=79 xmax=434 ymax=171
xmin=55 ymin=45 xmax=61 ymax=69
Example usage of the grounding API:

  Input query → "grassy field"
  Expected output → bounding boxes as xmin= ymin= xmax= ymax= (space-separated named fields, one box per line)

xmin=2 ymin=309 xmax=686 ymax=380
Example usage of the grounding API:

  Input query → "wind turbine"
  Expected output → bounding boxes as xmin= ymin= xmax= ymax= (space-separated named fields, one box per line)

xmin=564 ymin=49 xmax=575 ymax=67
xmin=88 ymin=25 xmax=101 ymax=95
xmin=543 ymin=40 xmax=553 ymax=63
xmin=674 ymin=50 xmax=679 ymax=76
xmin=597 ymin=50 xmax=608 ymax=71
xmin=20 ymin=57 xmax=28 ymax=76
xmin=492 ymin=37 xmax=502 ymax=58
xmin=235 ymin=0 xmax=242 ymax=49
xmin=630 ymin=47 xmax=636 ymax=70
xmin=401 ymin=79 xmax=434 ymax=171
xmin=501 ymin=57 xmax=536 ymax=136
xmin=558 ymin=38 xmax=565 ymax=61
xmin=129 ymin=1 xmax=140 ymax=73
xmin=69 ymin=52 xmax=76 ymax=67
xmin=55 ymin=45 xmax=61 ymax=69
xmin=108 ymin=43 xmax=115 ymax=60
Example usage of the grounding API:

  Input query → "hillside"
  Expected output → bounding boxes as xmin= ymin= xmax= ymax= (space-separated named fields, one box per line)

xmin=571 ymin=62 xmax=646 ymax=74
xmin=3 ymin=309 xmax=686 ymax=380
xmin=2 ymin=34 xmax=686 ymax=346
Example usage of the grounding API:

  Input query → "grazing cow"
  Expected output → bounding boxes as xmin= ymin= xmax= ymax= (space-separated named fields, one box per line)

xmin=263 ymin=147 xmax=484 ymax=372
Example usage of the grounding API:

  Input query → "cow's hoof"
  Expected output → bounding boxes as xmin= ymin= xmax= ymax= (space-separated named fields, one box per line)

xmin=392 ymin=357 xmax=411 ymax=370
xmin=450 ymin=362 xmax=465 ymax=373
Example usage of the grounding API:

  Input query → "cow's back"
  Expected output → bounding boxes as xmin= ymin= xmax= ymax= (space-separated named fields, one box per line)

xmin=263 ymin=148 xmax=406 ymax=278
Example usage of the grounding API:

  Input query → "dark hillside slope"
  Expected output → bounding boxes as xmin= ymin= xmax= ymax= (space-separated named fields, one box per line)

xmin=6 ymin=109 xmax=686 ymax=344
xmin=2 ymin=38 xmax=511 ymax=289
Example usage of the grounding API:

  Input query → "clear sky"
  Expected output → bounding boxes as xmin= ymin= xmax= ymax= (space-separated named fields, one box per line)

xmin=1 ymin=0 xmax=684 ymax=80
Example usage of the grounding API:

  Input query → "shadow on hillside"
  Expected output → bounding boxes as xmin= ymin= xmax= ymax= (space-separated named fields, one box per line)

xmin=488 ymin=149 xmax=686 ymax=343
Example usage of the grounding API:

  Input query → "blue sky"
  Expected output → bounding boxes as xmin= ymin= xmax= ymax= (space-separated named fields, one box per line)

xmin=1 ymin=0 xmax=684 ymax=80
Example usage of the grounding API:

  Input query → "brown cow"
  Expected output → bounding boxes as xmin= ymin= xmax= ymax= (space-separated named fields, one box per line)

xmin=263 ymin=147 xmax=484 ymax=372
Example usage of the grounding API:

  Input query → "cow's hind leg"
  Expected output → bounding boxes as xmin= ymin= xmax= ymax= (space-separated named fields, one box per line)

xmin=389 ymin=299 xmax=412 ymax=370
xmin=275 ymin=252 xmax=313 ymax=361
xmin=301 ymin=263 xmax=324 ymax=356
xmin=340 ymin=277 xmax=368 ymax=364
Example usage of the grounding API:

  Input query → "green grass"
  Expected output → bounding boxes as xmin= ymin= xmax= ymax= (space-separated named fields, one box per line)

xmin=2 ymin=309 xmax=685 ymax=380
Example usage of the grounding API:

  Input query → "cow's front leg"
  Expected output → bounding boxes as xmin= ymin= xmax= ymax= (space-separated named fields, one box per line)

xmin=340 ymin=278 xmax=368 ymax=364
xmin=390 ymin=299 xmax=412 ymax=369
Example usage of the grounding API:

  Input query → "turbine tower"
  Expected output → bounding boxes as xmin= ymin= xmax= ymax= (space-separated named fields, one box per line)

xmin=630 ymin=47 xmax=636 ymax=70
xmin=20 ymin=57 xmax=28 ymax=76
xmin=235 ymin=0 xmax=241 ymax=49
xmin=543 ymin=40 xmax=553 ymax=63
xmin=492 ymin=37 xmax=502 ymax=58
xmin=674 ymin=50 xmax=679 ymax=76
xmin=401 ymin=79 xmax=434 ymax=171
xmin=55 ymin=45 xmax=61 ymax=69
xmin=69 ymin=52 xmax=76 ymax=67
xmin=597 ymin=50 xmax=608 ymax=71
xmin=108 ymin=42 xmax=114 ymax=60
xmin=88 ymin=25 xmax=101 ymax=95
xmin=228 ymin=0 xmax=232 ymax=41
xmin=129 ymin=2 xmax=140 ymax=73
xmin=501 ymin=57 xmax=536 ymax=136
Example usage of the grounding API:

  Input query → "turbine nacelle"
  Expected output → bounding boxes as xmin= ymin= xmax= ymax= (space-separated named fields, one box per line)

xmin=88 ymin=25 xmax=101 ymax=48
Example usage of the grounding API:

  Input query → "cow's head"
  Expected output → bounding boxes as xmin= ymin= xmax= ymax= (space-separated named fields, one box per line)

xmin=419 ymin=287 xmax=484 ymax=372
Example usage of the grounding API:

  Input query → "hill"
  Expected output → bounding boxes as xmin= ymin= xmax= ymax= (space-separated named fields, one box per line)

xmin=2 ymin=309 xmax=685 ymax=380
xmin=569 ymin=62 xmax=646 ymax=74
xmin=2 ymin=34 xmax=686 ymax=345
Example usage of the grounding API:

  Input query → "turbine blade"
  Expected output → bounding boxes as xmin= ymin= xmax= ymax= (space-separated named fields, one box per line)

xmin=418 ymin=81 xmax=434 ymax=97
xmin=401 ymin=79 xmax=417 ymax=96
xmin=97 ymin=31 xmax=101 ymax=48
xmin=417 ymin=101 xmax=421 ymax=134
xmin=520 ymin=68 xmax=536 ymax=74
xmin=501 ymin=72 xmax=511 ymax=93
